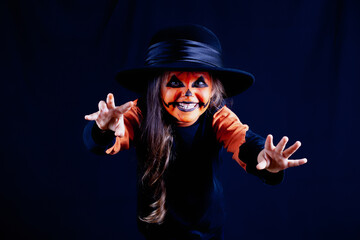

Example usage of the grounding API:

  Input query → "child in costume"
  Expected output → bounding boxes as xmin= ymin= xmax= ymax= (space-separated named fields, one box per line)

xmin=83 ymin=25 xmax=307 ymax=240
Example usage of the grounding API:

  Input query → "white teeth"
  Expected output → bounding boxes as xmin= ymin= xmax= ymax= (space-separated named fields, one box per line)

xmin=178 ymin=103 xmax=196 ymax=109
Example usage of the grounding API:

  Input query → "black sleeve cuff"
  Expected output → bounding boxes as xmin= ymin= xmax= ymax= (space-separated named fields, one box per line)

xmin=239 ymin=129 xmax=284 ymax=185
xmin=83 ymin=121 xmax=116 ymax=155
xmin=91 ymin=122 xmax=115 ymax=146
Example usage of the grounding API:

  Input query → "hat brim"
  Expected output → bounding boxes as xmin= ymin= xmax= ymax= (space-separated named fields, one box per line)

xmin=115 ymin=62 xmax=255 ymax=97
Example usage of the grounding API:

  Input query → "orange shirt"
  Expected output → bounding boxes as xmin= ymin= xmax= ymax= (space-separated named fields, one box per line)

xmin=106 ymin=100 xmax=249 ymax=170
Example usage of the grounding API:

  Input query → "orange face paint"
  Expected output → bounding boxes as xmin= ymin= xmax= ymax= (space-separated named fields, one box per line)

xmin=161 ymin=72 xmax=213 ymax=127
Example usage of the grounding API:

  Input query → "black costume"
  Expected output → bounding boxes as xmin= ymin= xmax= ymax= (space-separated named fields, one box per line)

xmin=83 ymin=99 xmax=283 ymax=240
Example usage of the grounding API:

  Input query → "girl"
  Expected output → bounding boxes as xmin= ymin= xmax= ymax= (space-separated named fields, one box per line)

xmin=84 ymin=25 xmax=307 ymax=240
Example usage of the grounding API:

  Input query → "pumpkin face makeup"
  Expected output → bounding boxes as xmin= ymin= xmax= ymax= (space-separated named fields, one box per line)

xmin=161 ymin=72 xmax=213 ymax=127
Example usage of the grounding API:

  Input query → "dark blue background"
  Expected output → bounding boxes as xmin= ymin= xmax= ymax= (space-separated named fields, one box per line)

xmin=2 ymin=0 xmax=359 ymax=239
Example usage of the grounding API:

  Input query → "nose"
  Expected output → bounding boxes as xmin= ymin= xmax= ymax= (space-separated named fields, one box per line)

xmin=185 ymin=89 xmax=193 ymax=97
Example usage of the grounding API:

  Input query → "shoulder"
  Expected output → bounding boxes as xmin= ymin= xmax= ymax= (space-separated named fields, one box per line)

xmin=212 ymin=105 xmax=242 ymax=127
xmin=212 ymin=105 xmax=249 ymax=139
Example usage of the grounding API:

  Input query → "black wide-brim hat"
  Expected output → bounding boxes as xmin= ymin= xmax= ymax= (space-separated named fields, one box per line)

xmin=116 ymin=24 xmax=255 ymax=97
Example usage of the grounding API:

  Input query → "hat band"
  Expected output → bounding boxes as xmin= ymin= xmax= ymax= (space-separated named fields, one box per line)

xmin=145 ymin=39 xmax=223 ymax=67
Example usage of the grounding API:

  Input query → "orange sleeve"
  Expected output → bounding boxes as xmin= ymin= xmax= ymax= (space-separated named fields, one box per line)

xmin=106 ymin=99 xmax=142 ymax=155
xmin=212 ymin=106 xmax=249 ymax=170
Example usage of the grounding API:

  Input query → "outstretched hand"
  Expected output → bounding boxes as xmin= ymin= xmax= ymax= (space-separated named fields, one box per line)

xmin=256 ymin=135 xmax=307 ymax=173
xmin=84 ymin=93 xmax=133 ymax=137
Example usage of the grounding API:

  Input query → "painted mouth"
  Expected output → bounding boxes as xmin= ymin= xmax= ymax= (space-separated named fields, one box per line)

xmin=163 ymin=100 xmax=209 ymax=112
xmin=176 ymin=102 xmax=199 ymax=112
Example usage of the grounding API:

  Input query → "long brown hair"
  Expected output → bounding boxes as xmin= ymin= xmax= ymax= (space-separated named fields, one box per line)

xmin=139 ymin=72 xmax=225 ymax=224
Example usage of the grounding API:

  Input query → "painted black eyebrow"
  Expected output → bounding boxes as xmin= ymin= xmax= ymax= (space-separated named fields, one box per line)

xmin=192 ymin=76 xmax=209 ymax=87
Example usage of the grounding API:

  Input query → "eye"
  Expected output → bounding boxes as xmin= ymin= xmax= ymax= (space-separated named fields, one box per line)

xmin=166 ymin=75 xmax=185 ymax=88
xmin=192 ymin=76 xmax=209 ymax=88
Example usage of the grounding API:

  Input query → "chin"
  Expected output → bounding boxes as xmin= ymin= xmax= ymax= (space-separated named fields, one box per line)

xmin=179 ymin=117 xmax=198 ymax=123
xmin=176 ymin=111 xmax=203 ymax=123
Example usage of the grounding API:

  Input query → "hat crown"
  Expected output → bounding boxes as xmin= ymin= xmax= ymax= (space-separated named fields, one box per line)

xmin=148 ymin=24 xmax=222 ymax=53
xmin=145 ymin=25 xmax=223 ymax=67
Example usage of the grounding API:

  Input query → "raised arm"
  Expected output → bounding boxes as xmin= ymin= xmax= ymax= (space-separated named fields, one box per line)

xmin=83 ymin=94 xmax=141 ymax=155
xmin=213 ymin=106 xmax=307 ymax=185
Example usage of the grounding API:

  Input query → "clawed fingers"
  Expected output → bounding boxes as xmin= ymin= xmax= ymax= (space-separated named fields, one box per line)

xmin=114 ymin=115 xmax=125 ymax=137
xmin=275 ymin=136 xmax=289 ymax=153
xmin=287 ymin=158 xmax=308 ymax=168
xmin=256 ymin=159 xmax=268 ymax=170
xmin=265 ymin=134 xmax=275 ymax=150
xmin=98 ymin=100 xmax=108 ymax=112
xmin=283 ymin=141 xmax=301 ymax=159
xmin=84 ymin=112 xmax=99 ymax=121
xmin=84 ymin=95 xmax=133 ymax=134
xmin=114 ymin=101 xmax=133 ymax=115
xmin=261 ymin=134 xmax=307 ymax=172
xmin=106 ymin=93 xmax=116 ymax=109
